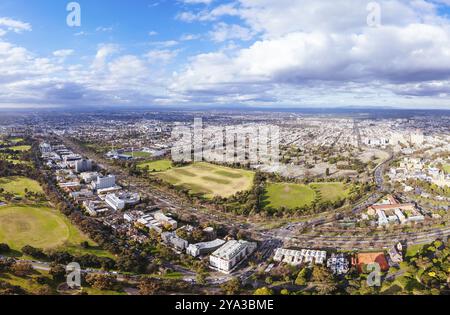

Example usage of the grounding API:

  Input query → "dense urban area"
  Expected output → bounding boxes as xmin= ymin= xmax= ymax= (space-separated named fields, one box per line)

xmin=0 ymin=108 xmax=449 ymax=296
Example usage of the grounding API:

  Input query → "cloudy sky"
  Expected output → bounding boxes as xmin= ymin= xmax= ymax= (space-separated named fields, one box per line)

xmin=1 ymin=0 xmax=450 ymax=109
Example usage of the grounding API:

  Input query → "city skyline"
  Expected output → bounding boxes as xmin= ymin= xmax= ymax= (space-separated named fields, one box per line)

xmin=1 ymin=0 xmax=450 ymax=109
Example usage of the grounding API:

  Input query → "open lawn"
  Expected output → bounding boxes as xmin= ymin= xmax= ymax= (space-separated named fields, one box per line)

xmin=6 ymin=145 xmax=31 ymax=152
xmin=8 ymin=137 xmax=24 ymax=143
xmin=264 ymin=183 xmax=316 ymax=210
xmin=123 ymin=151 xmax=153 ymax=158
xmin=0 ymin=204 xmax=112 ymax=258
xmin=0 ymin=177 xmax=43 ymax=197
xmin=138 ymin=159 xmax=173 ymax=172
xmin=264 ymin=182 xmax=351 ymax=210
xmin=156 ymin=162 xmax=255 ymax=198
xmin=310 ymin=182 xmax=351 ymax=202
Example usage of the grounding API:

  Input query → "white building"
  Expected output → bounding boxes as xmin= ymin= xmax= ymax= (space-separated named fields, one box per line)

xmin=273 ymin=248 xmax=327 ymax=266
xmin=209 ymin=240 xmax=257 ymax=274
xmin=376 ymin=209 xmax=389 ymax=226
xmin=161 ymin=232 xmax=189 ymax=251
xmin=40 ymin=143 xmax=52 ymax=154
xmin=94 ymin=175 xmax=116 ymax=190
xmin=394 ymin=208 xmax=407 ymax=224
xmin=105 ymin=192 xmax=140 ymax=211
xmin=327 ymin=253 xmax=349 ymax=275
xmin=154 ymin=212 xmax=178 ymax=229
xmin=187 ymin=239 xmax=226 ymax=257
xmin=75 ymin=159 xmax=92 ymax=173
xmin=105 ymin=194 xmax=126 ymax=211
xmin=80 ymin=172 xmax=99 ymax=183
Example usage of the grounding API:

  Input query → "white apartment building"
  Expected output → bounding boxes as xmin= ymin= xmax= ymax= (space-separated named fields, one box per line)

xmin=209 ymin=240 xmax=257 ymax=274
xmin=273 ymin=248 xmax=327 ymax=266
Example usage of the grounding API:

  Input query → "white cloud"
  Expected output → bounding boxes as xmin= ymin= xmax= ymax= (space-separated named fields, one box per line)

xmin=176 ymin=3 xmax=239 ymax=22
xmin=0 ymin=17 xmax=31 ymax=35
xmin=53 ymin=49 xmax=74 ymax=58
xmin=146 ymin=49 xmax=179 ymax=64
xmin=170 ymin=0 xmax=450 ymax=107
xmin=96 ymin=26 xmax=114 ymax=32
xmin=209 ymin=22 xmax=255 ymax=42
xmin=3 ymin=1 xmax=450 ymax=108
xmin=92 ymin=43 xmax=119 ymax=69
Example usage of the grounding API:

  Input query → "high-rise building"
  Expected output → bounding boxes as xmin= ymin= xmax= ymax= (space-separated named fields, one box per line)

xmin=75 ymin=159 xmax=92 ymax=173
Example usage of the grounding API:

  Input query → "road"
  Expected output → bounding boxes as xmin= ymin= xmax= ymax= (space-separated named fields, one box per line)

xmin=61 ymin=136 xmax=449 ymax=254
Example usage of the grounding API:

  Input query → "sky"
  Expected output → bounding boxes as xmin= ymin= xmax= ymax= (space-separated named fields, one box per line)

xmin=1 ymin=0 xmax=450 ymax=109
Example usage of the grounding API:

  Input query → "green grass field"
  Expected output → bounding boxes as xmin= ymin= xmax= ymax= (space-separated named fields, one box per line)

xmin=0 ymin=153 xmax=31 ymax=166
xmin=8 ymin=137 xmax=24 ymax=143
xmin=0 ymin=177 xmax=113 ymax=258
xmin=4 ymin=145 xmax=31 ymax=152
xmin=443 ymin=164 xmax=450 ymax=174
xmin=310 ymin=182 xmax=351 ymax=202
xmin=156 ymin=162 xmax=255 ymax=198
xmin=0 ymin=204 xmax=112 ymax=258
xmin=0 ymin=177 xmax=43 ymax=197
xmin=264 ymin=182 xmax=351 ymax=210
xmin=138 ymin=159 xmax=173 ymax=172
xmin=264 ymin=183 xmax=316 ymax=209
xmin=123 ymin=151 xmax=153 ymax=158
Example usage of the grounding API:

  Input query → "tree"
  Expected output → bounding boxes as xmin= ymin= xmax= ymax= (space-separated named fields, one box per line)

xmin=196 ymin=272 xmax=207 ymax=285
xmin=49 ymin=264 xmax=66 ymax=282
xmin=280 ymin=288 xmax=290 ymax=295
xmin=221 ymin=278 xmax=241 ymax=295
xmin=254 ymin=287 xmax=274 ymax=295
xmin=138 ymin=279 xmax=161 ymax=295
xmin=0 ymin=243 xmax=10 ymax=254
xmin=11 ymin=262 xmax=33 ymax=277
xmin=21 ymin=245 xmax=46 ymax=260
xmin=311 ymin=265 xmax=334 ymax=283
xmin=85 ymin=274 xmax=117 ymax=291
xmin=295 ymin=268 xmax=310 ymax=286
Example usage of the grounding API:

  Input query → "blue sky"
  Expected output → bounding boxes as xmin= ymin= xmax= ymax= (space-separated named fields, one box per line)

xmin=1 ymin=0 xmax=450 ymax=109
